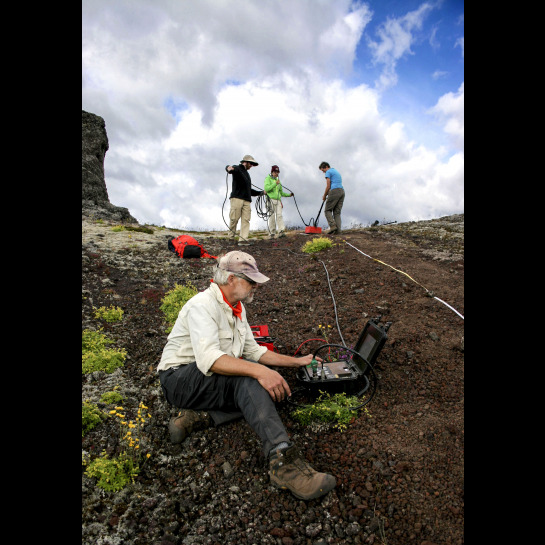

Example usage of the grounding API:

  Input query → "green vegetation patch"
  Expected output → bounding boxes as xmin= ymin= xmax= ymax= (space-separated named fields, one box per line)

xmin=291 ymin=391 xmax=368 ymax=432
xmin=100 ymin=390 xmax=125 ymax=405
xmin=82 ymin=328 xmax=127 ymax=374
xmin=82 ymin=401 xmax=108 ymax=437
xmin=84 ymin=451 xmax=139 ymax=492
xmin=301 ymin=237 xmax=333 ymax=254
xmin=94 ymin=305 xmax=124 ymax=323
xmin=110 ymin=225 xmax=154 ymax=234
xmin=160 ymin=282 xmax=198 ymax=333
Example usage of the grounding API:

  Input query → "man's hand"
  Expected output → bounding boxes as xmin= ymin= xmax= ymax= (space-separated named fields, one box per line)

xmin=258 ymin=350 xmax=322 ymax=369
xmin=257 ymin=367 xmax=291 ymax=402
xmin=293 ymin=353 xmax=321 ymax=368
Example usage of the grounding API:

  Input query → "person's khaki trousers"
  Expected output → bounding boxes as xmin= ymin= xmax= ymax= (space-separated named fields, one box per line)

xmin=267 ymin=198 xmax=285 ymax=234
xmin=229 ymin=198 xmax=251 ymax=240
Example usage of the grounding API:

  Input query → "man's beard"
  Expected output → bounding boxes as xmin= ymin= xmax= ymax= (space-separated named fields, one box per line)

xmin=241 ymin=291 xmax=254 ymax=304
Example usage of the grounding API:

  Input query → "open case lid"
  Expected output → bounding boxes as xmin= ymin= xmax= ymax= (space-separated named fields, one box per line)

xmin=351 ymin=320 xmax=388 ymax=372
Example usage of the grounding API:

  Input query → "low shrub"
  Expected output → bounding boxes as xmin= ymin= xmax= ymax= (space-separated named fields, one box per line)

xmin=100 ymin=390 xmax=125 ymax=405
xmin=301 ymin=237 xmax=333 ymax=254
xmin=160 ymin=282 xmax=198 ymax=333
xmin=84 ymin=451 xmax=139 ymax=492
xmin=85 ymin=402 xmax=152 ymax=491
xmin=82 ymin=401 xmax=107 ymax=437
xmin=82 ymin=328 xmax=127 ymax=374
xmin=94 ymin=305 xmax=124 ymax=323
xmin=291 ymin=391 xmax=367 ymax=431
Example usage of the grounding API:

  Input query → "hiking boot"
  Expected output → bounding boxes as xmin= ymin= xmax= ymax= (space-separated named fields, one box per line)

xmin=278 ymin=232 xmax=286 ymax=238
xmin=269 ymin=444 xmax=336 ymax=500
xmin=324 ymin=228 xmax=337 ymax=235
xmin=168 ymin=410 xmax=212 ymax=444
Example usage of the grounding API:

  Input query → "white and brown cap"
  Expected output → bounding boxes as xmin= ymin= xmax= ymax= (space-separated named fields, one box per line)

xmin=218 ymin=251 xmax=270 ymax=283
xmin=241 ymin=154 xmax=258 ymax=166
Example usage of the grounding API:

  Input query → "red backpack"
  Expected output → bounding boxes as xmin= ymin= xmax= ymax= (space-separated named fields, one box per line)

xmin=167 ymin=235 xmax=217 ymax=259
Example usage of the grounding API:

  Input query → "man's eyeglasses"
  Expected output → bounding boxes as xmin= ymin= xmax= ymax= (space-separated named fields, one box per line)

xmin=234 ymin=273 xmax=257 ymax=286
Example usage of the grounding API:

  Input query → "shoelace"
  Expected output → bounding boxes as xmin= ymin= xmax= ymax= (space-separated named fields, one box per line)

xmin=282 ymin=448 xmax=315 ymax=477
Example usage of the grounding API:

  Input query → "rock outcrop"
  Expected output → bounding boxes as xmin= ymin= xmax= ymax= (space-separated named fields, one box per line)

xmin=82 ymin=110 xmax=138 ymax=223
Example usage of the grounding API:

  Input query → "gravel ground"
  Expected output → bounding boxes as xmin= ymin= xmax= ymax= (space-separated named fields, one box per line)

xmin=82 ymin=214 xmax=464 ymax=545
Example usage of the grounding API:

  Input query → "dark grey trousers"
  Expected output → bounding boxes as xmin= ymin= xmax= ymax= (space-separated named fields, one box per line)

xmin=324 ymin=187 xmax=345 ymax=232
xmin=159 ymin=363 xmax=289 ymax=456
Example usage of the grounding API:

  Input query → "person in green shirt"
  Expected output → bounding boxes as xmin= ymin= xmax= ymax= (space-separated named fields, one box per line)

xmin=263 ymin=165 xmax=293 ymax=238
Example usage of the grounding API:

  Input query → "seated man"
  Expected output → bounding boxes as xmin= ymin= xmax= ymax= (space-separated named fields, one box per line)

xmin=157 ymin=251 xmax=336 ymax=500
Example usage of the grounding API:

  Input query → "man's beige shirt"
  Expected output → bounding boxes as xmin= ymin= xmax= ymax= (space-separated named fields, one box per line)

xmin=157 ymin=282 xmax=267 ymax=375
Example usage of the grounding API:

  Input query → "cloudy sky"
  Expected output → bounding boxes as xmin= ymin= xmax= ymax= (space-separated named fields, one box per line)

xmin=82 ymin=0 xmax=464 ymax=231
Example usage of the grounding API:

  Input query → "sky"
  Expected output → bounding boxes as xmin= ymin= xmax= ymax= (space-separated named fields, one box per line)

xmin=82 ymin=0 xmax=464 ymax=231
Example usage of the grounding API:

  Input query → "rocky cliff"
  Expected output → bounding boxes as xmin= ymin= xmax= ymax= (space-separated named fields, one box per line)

xmin=82 ymin=110 xmax=138 ymax=223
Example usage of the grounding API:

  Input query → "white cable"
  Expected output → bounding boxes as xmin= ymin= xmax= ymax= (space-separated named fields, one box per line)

xmin=432 ymin=297 xmax=464 ymax=320
xmin=344 ymin=241 xmax=464 ymax=320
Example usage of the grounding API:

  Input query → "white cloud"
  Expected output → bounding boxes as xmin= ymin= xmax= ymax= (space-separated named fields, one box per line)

xmin=83 ymin=0 xmax=464 ymax=230
xmin=455 ymin=36 xmax=464 ymax=58
xmin=367 ymin=2 xmax=437 ymax=90
xmin=428 ymin=82 xmax=464 ymax=151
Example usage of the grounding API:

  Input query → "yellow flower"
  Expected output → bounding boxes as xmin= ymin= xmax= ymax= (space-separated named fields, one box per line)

xmin=146 ymin=453 xmax=151 ymax=459
xmin=109 ymin=410 xmax=116 ymax=414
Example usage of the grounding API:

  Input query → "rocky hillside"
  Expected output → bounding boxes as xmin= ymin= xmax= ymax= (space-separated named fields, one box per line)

xmin=82 ymin=213 xmax=464 ymax=545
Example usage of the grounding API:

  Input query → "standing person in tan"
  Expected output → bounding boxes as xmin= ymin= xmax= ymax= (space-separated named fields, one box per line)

xmin=225 ymin=155 xmax=264 ymax=245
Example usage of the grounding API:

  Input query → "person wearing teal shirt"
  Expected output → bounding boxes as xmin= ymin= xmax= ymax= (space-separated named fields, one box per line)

xmin=318 ymin=161 xmax=345 ymax=235
xmin=263 ymin=165 xmax=293 ymax=238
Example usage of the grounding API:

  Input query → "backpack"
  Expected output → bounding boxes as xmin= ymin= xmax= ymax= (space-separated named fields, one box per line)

xmin=167 ymin=235 xmax=217 ymax=259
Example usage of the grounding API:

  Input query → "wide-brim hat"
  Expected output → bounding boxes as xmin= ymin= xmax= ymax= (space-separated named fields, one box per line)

xmin=241 ymin=154 xmax=258 ymax=166
xmin=218 ymin=251 xmax=270 ymax=283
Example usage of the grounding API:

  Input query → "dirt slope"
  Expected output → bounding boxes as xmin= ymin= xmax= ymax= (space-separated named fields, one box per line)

xmin=82 ymin=215 xmax=464 ymax=545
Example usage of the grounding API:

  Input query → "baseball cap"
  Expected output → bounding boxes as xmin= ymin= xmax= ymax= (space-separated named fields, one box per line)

xmin=218 ymin=251 xmax=270 ymax=283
